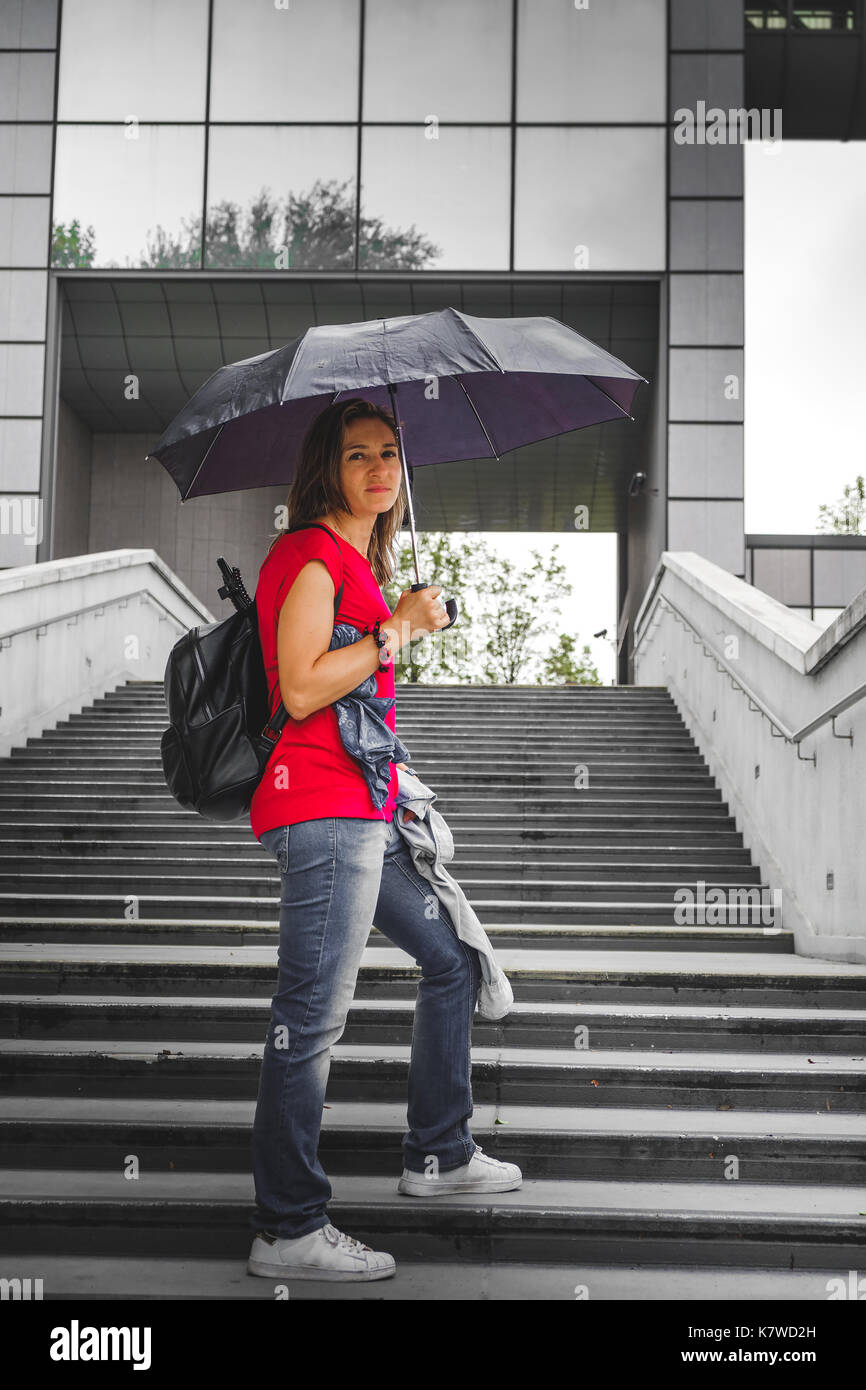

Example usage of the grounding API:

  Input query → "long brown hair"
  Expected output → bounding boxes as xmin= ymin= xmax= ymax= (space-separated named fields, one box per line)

xmin=266 ymin=397 xmax=407 ymax=589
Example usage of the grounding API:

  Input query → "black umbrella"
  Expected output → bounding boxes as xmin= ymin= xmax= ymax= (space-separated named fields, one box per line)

xmin=147 ymin=306 xmax=647 ymax=626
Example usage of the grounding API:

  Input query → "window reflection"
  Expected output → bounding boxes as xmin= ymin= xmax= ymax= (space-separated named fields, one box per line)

xmin=210 ymin=0 xmax=359 ymax=121
xmin=52 ymin=125 xmax=205 ymax=268
xmin=51 ymin=1 xmax=670 ymax=274
xmin=205 ymin=126 xmax=357 ymax=268
xmin=57 ymin=0 xmax=208 ymax=120
xmin=517 ymin=0 xmax=665 ymax=121
xmin=361 ymin=126 xmax=510 ymax=269
xmin=363 ymin=0 xmax=511 ymax=120
xmin=515 ymin=127 xmax=665 ymax=271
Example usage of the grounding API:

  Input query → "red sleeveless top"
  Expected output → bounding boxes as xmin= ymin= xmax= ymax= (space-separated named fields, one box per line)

xmin=249 ymin=523 xmax=399 ymax=838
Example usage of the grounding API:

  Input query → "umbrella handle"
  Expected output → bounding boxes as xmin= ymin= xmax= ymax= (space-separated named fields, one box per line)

xmin=410 ymin=581 xmax=458 ymax=631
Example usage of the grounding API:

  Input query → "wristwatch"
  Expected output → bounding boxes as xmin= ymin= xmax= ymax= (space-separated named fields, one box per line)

xmin=364 ymin=617 xmax=390 ymax=673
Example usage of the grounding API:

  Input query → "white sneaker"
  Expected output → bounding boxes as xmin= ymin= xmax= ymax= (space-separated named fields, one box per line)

xmin=247 ymin=1222 xmax=396 ymax=1281
xmin=397 ymin=1144 xmax=522 ymax=1196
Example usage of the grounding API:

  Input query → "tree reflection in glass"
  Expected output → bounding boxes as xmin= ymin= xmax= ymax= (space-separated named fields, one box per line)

xmin=53 ymin=177 xmax=441 ymax=271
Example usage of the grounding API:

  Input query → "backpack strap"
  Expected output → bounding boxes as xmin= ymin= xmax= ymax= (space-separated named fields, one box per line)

xmin=264 ymin=522 xmax=346 ymax=737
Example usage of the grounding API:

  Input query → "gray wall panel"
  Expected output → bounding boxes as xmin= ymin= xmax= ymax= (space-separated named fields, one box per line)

xmin=669 ymin=137 xmax=744 ymax=197
xmin=671 ymin=54 xmax=746 ymax=115
xmin=668 ymin=348 xmax=744 ymax=422
xmin=0 ymin=270 xmax=47 ymax=339
xmin=752 ymin=548 xmax=811 ymax=607
xmin=669 ymin=272 xmax=744 ymax=345
xmin=52 ymin=397 xmax=93 ymax=560
xmin=670 ymin=200 xmax=743 ymax=270
xmin=814 ymin=549 xmax=866 ymax=608
xmin=668 ymin=499 xmax=745 ymax=574
xmin=670 ymin=0 xmax=745 ymax=51
xmin=668 ymin=423 xmax=743 ymax=498
xmin=0 ymin=0 xmax=58 ymax=48
xmin=0 ymin=124 xmax=53 ymax=192
xmin=0 ymin=196 xmax=51 ymax=266
xmin=0 ymin=52 xmax=56 ymax=121
xmin=0 ymin=417 xmax=41 ymax=490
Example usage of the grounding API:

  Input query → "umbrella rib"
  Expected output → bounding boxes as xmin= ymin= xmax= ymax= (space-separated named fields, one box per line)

xmin=280 ymin=333 xmax=305 ymax=404
xmin=451 ymin=306 xmax=507 ymax=373
xmin=183 ymin=422 xmax=226 ymax=501
xmin=589 ymin=376 xmax=639 ymax=421
xmin=454 ymin=376 xmax=500 ymax=460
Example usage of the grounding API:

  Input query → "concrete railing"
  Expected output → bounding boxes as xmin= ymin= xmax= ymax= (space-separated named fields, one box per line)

xmin=0 ymin=550 xmax=213 ymax=759
xmin=632 ymin=552 xmax=866 ymax=964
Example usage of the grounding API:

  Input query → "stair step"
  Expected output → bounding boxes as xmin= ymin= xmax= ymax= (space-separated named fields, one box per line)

xmin=1 ymin=1039 xmax=862 ymax=1108
xmin=2 ymin=1169 xmax=864 ymax=1269
xmin=37 ymin=721 xmax=690 ymax=733
xmin=14 ymin=745 xmax=706 ymax=761
xmin=0 ymin=873 xmax=766 ymax=898
xmin=0 ymin=917 xmax=794 ymax=952
xmin=4 ymin=768 xmax=719 ymax=787
xmin=0 ymin=789 xmax=728 ymax=812
xmin=0 ymin=810 xmax=743 ymax=832
xmin=0 ymin=895 xmax=782 ymax=928
xmin=0 ymin=823 xmax=748 ymax=847
xmin=1 ymin=1098 xmax=863 ymax=1182
xmin=0 ymin=1253 xmax=850 ymax=1300
xmin=1 ymin=944 xmax=863 ymax=1003
xmin=3 ymin=994 xmax=862 ymax=1050
xmin=25 ymin=736 xmax=700 ymax=754
xmin=0 ymin=854 xmax=760 ymax=877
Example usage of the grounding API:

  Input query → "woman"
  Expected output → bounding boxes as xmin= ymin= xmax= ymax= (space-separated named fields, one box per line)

xmin=246 ymin=397 xmax=521 ymax=1284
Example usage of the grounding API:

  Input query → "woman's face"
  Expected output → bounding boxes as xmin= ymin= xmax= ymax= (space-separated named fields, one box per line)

xmin=338 ymin=416 xmax=403 ymax=519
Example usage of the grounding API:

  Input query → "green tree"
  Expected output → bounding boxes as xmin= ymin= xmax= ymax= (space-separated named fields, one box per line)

xmin=51 ymin=218 xmax=97 ymax=267
xmin=143 ymin=221 xmax=202 ymax=269
xmin=540 ymin=632 xmax=601 ymax=685
xmin=142 ymin=179 xmax=441 ymax=271
xmin=385 ymin=533 xmax=576 ymax=686
xmin=817 ymin=475 xmax=866 ymax=535
xmin=384 ymin=531 xmax=476 ymax=684
xmin=476 ymin=544 xmax=572 ymax=684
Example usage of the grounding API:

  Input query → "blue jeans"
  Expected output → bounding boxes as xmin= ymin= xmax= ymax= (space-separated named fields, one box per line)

xmin=250 ymin=813 xmax=483 ymax=1240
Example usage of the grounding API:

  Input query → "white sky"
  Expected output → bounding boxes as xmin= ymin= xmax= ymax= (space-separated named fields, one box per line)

xmin=743 ymin=139 xmax=866 ymax=533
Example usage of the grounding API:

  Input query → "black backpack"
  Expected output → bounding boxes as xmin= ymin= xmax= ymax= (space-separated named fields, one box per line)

xmin=160 ymin=523 xmax=344 ymax=822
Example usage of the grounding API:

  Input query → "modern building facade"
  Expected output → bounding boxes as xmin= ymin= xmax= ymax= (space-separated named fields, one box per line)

xmin=1 ymin=0 xmax=864 ymax=681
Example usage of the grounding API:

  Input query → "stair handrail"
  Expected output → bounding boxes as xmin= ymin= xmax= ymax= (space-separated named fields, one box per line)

xmin=0 ymin=587 xmax=184 ymax=648
xmin=636 ymin=592 xmax=866 ymax=763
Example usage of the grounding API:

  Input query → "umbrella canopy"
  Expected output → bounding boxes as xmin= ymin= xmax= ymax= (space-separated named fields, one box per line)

xmin=145 ymin=306 xmax=648 ymax=502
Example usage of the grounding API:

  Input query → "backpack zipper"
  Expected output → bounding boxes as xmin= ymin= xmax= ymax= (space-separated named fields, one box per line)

xmin=192 ymin=642 xmax=215 ymax=721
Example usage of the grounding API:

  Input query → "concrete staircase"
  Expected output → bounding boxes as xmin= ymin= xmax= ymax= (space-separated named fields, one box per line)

xmin=0 ymin=679 xmax=865 ymax=1301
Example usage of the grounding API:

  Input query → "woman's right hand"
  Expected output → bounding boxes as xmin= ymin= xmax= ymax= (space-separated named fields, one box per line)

xmin=383 ymin=585 xmax=450 ymax=656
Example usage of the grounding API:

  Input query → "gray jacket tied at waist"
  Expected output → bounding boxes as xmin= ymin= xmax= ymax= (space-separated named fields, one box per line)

xmin=393 ymin=766 xmax=514 ymax=1021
